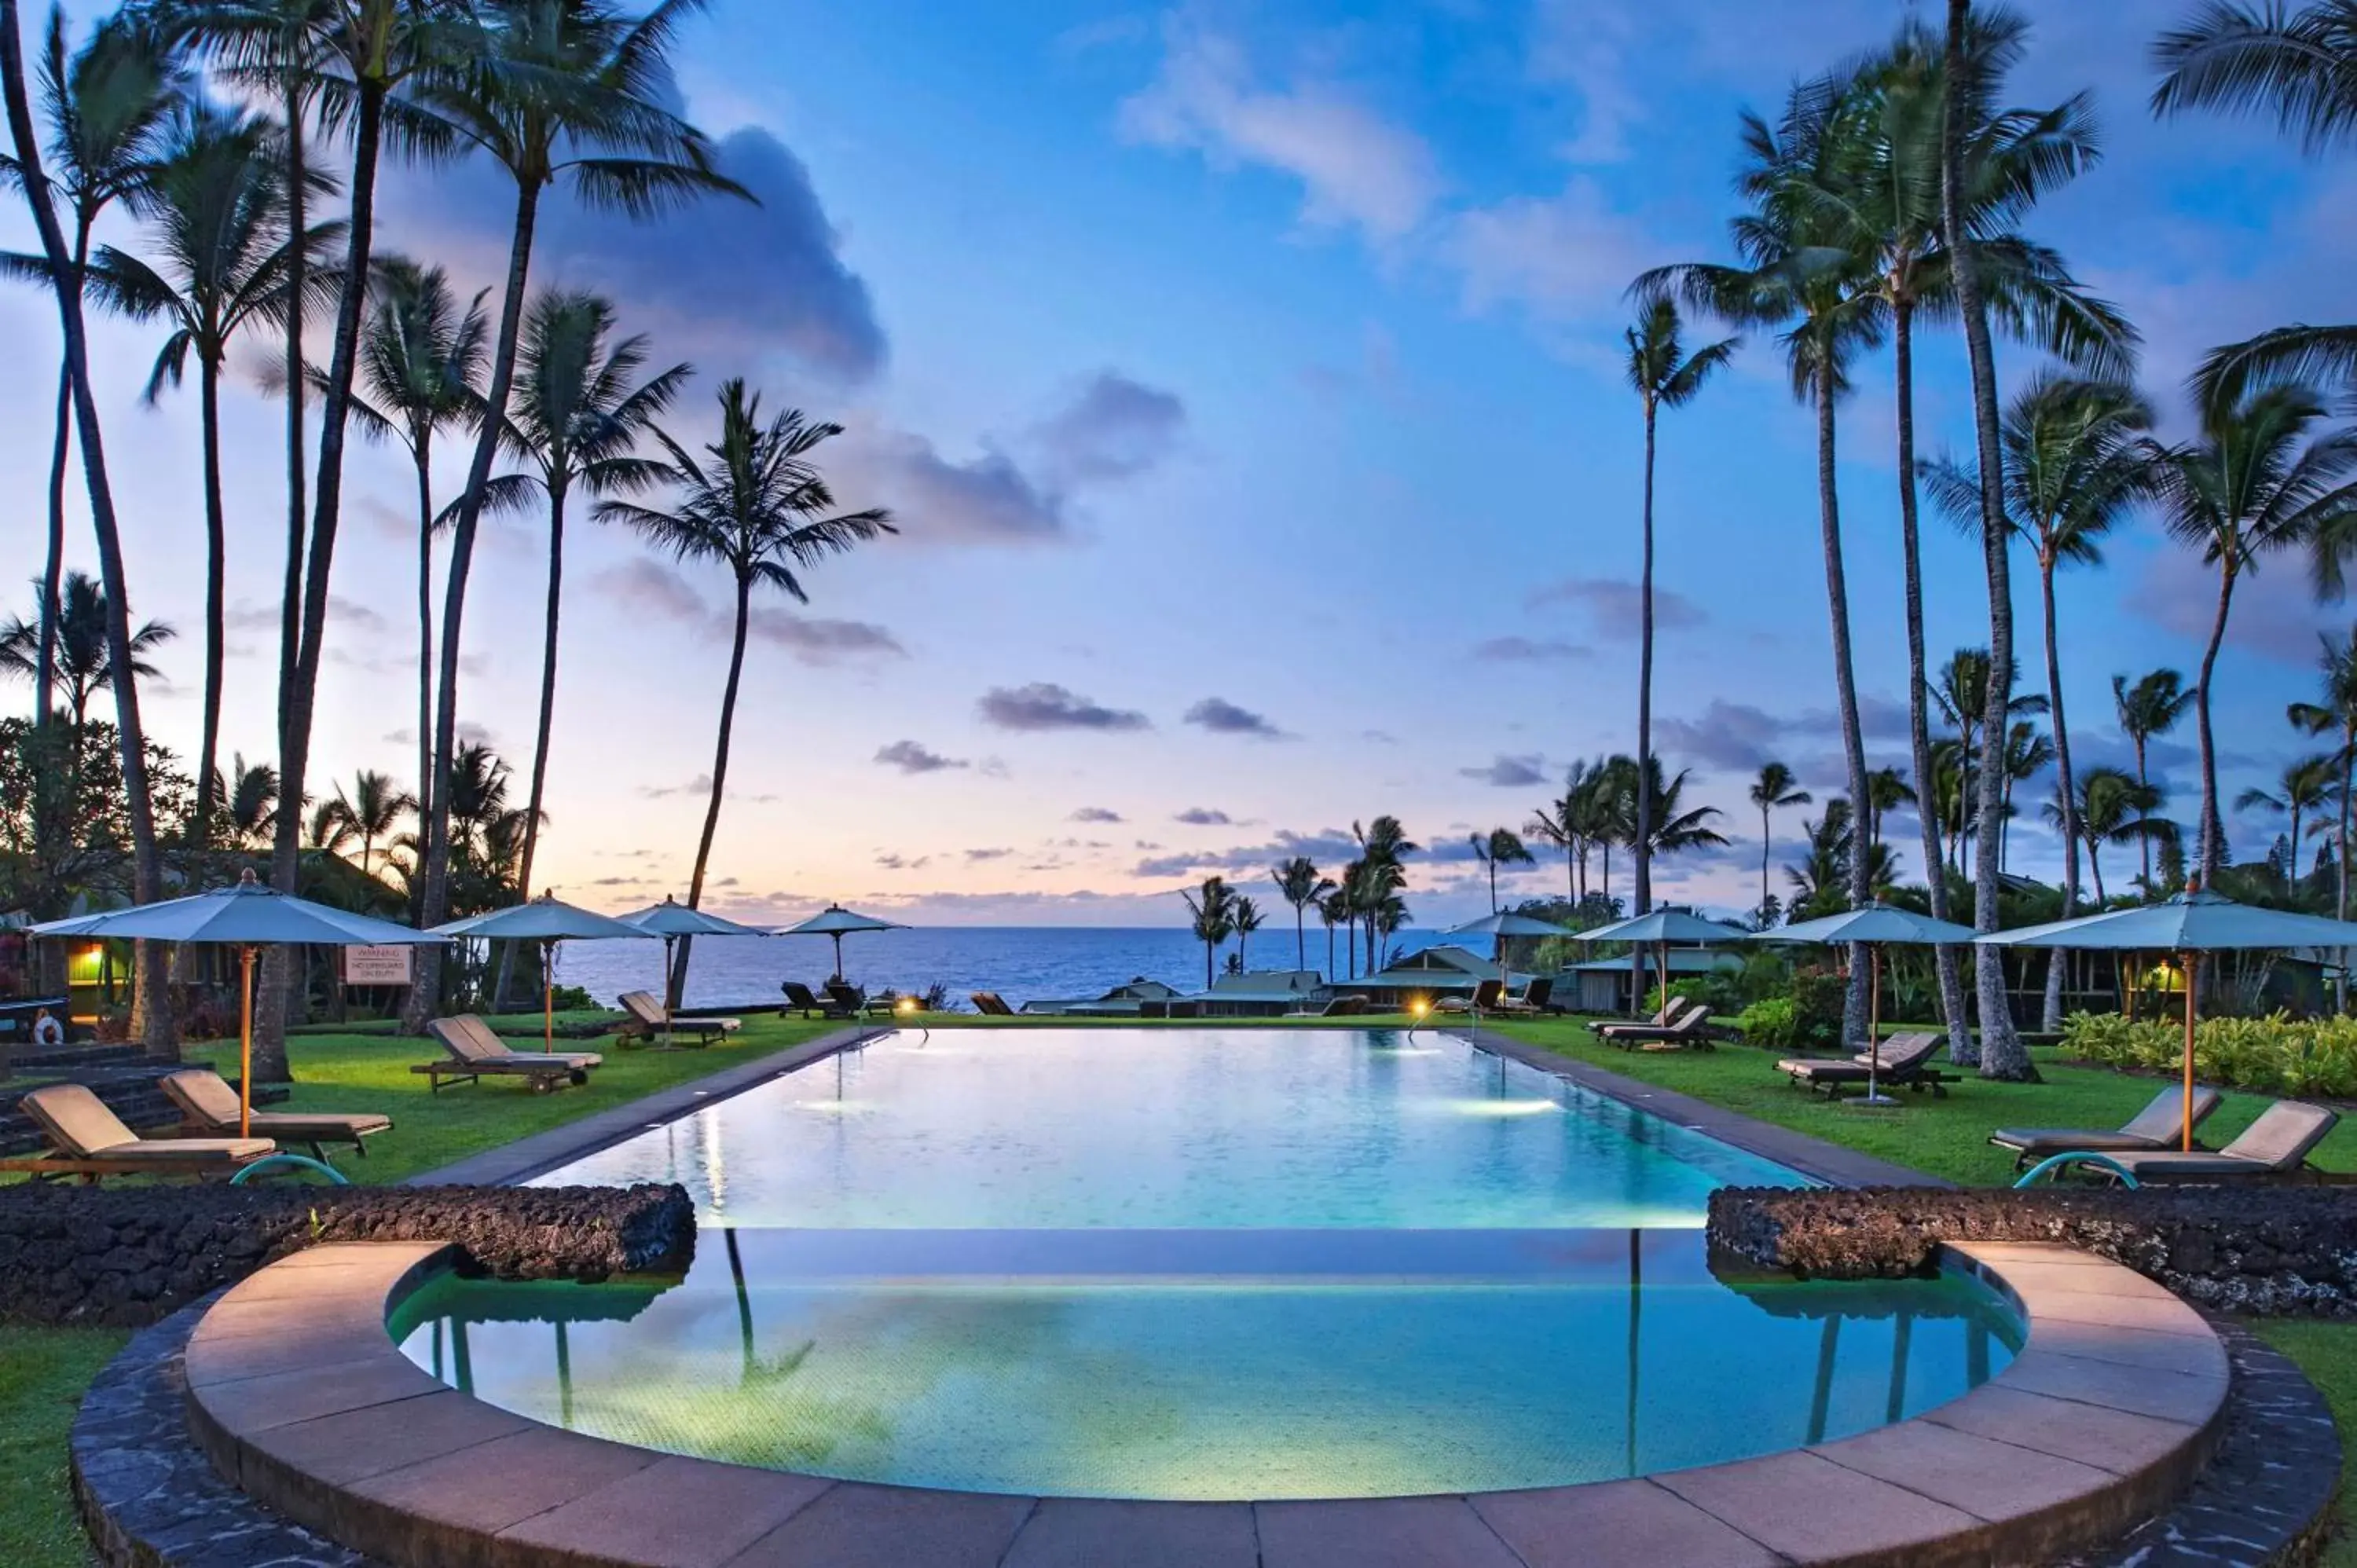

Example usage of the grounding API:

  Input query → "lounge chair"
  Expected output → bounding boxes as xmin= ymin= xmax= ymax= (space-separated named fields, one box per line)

xmin=1594 ymin=998 xmax=1690 ymax=1040
xmin=159 ymin=1069 xmax=390 ymax=1162
xmin=1494 ymin=977 xmax=1555 ymax=1016
xmin=2093 ymin=1101 xmax=2341 ymax=1184
xmin=1600 ymin=999 xmax=1714 ymax=1050
xmin=1778 ymin=1033 xmax=1945 ymax=1098
xmin=1433 ymin=980 xmax=1508 ymax=1015
xmin=1286 ymin=994 xmax=1370 ymax=1018
xmin=414 ymin=1016 xmax=602 ymax=1094
xmin=970 ymin=991 xmax=1017 ymax=1017
xmin=0 ymin=1083 xmax=276 ymax=1182
xmin=783 ymin=980 xmax=856 ymax=1020
xmin=616 ymin=991 xmax=739 ymax=1048
xmin=826 ymin=980 xmax=886 ymax=1019
xmin=1989 ymin=1085 xmax=2226 ymax=1170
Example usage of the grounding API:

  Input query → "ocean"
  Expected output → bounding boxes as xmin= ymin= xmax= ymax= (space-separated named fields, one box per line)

xmin=556 ymin=925 xmax=1450 ymax=1012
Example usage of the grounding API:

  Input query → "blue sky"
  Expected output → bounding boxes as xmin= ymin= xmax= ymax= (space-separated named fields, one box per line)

xmin=9 ymin=0 xmax=2357 ymax=926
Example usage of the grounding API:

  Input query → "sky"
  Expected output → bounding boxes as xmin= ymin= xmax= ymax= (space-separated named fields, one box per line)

xmin=7 ymin=0 xmax=2357 ymax=929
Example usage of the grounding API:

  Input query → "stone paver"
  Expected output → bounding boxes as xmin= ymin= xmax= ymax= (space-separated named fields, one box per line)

xmin=1255 ymin=1496 xmax=1524 ymax=1568
xmin=1654 ymin=1449 xmax=1986 ymax=1563
xmin=1470 ymin=1478 xmax=1783 ymax=1568
xmin=187 ymin=1355 xmax=444 ymax=1435
xmin=494 ymin=1453 xmax=833 ymax=1568
xmin=242 ymin=1389 xmax=533 ymax=1488
xmin=2025 ymin=1317 xmax=2234 ymax=1379
xmin=349 ymin=1424 xmax=665 ymax=1549
xmin=728 ymin=1482 xmax=1038 ymax=1568
xmin=1924 ymin=1384 xmax=2201 ymax=1478
xmin=1997 ymin=1347 xmax=2228 ymax=1427
xmin=998 ymin=1498 xmax=1260 ymax=1568
xmin=1810 ymin=1418 xmax=2116 ymax=1521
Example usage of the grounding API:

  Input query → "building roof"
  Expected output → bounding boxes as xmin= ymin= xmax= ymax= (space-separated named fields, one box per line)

xmin=1567 ymin=951 xmax=1743 ymax=975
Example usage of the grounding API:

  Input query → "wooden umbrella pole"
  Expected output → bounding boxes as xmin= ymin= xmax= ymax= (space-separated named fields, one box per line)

xmin=239 ymin=945 xmax=256 ymax=1139
xmin=1867 ymin=946 xmax=1881 ymax=1101
xmin=544 ymin=939 xmax=555 ymax=1054
xmin=2182 ymin=949 xmax=2198 ymax=1152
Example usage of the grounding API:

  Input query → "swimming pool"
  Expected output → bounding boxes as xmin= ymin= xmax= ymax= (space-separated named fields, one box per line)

xmin=399 ymin=1028 xmax=2021 ymax=1500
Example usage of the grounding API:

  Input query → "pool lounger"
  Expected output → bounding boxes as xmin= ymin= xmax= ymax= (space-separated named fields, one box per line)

xmin=617 ymin=991 xmax=739 ymax=1047
xmin=416 ymin=1016 xmax=603 ymax=1093
xmin=1989 ymin=1085 xmax=2223 ymax=1170
xmin=159 ymin=1068 xmax=391 ymax=1160
xmin=1776 ymin=1033 xmax=1946 ymax=1098
xmin=0 ymin=1082 xmax=277 ymax=1181
xmin=2089 ymin=1101 xmax=2340 ymax=1184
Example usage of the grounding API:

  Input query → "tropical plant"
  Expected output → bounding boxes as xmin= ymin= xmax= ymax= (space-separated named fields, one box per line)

xmin=321 ymin=768 xmax=414 ymax=881
xmin=0 ymin=571 xmax=174 ymax=740
xmin=2290 ymin=628 xmax=2357 ymax=1000
xmin=1231 ymin=895 xmax=1265 ymax=972
xmin=1622 ymin=299 xmax=1737 ymax=914
xmin=1998 ymin=719 xmax=2054 ymax=870
xmin=1785 ymin=798 xmax=1896 ymax=918
xmin=2044 ymin=764 xmax=2166 ymax=907
xmin=95 ymin=97 xmax=329 ymax=844
xmin=1350 ymin=815 xmax=1417 ymax=976
xmin=598 ymin=380 xmax=892 ymax=1006
xmin=409 ymin=0 xmax=744 ymax=1032
xmin=497 ymin=287 xmax=688 ymax=940
xmin=1468 ymin=827 xmax=1534 ymax=913
xmin=2150 ymin=385 xmax=2357 ymax=882
xmin=1930 ymin=647 xmax=2045 ymax=873
xmin=1748 ymin=762 xmax=1812 ymax=921
xmin=1863 ymin=765 xmax=1915 ymax=852
xmin=339 ymin=255 xmax=491 ymax=830
xmin=1271 ymin=855 xmax=1333 ymax=974
xmin=1523 ymin=793 xmax=1580 ymax=903
xmin=1182 ymin=875 xmax=1235 ymax=989
xmin=2238 ymin=753 xmax=2341 ymax=899
xmin=1318 ymin=885 xmax=1351 ymax=981
xmin=2113 ymin=668 xmax=2193 ymax=889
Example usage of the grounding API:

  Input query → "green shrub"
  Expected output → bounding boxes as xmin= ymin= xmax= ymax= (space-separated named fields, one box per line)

xmin=2059 ymin=1009 xmax=2357 ymax=1099
xmin=1788 ymin=967 xmax=1847 ymax=1052
xmin=1736 ymin=996 xmax=1798 ymax=1050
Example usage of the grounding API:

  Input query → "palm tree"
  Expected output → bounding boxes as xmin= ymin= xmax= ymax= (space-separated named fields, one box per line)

xmin=1271 ymin=855 xmax=1333 ymax=974
xmin=1748 ymin=763 xmax=1812 ymax=922
xmin=1638 ymin=75 xmax=1884 ymax=1046
xmin=324 ymin=768 xmax=414 ymax=880
xmin=0 ymin=572 xmax=175 ymax=739
xmin=1 ymin=7 xmax=172 ymax=1055
xmin=1351 ymin=816 xmax=1417 ymax=976
xmin=219 ymin=752 xmax=280 ymax=852
xmin=1787 ymin=798 xmax=1897 ymax=918
xmin=1231 ymin=896 xmax=1265 ymax=973
xmin=1319 ymin=885 xmax=1351 ymax=981
xmin=409 ymin=0 xmax=744 ymax=1029
xmin=2238 ymin=754 xmax=2341 ymax=898
xmin=599 ymin=380 xmax=892 ymax=1007
xmin=2152 ymin=385 xmax=2357 ymax=883
xmin=2046 ymin=766 xmax=2167 ymax=907
xmin=1624 ymin=757 xmax=1729 ymax=865
xmin=500 ymin=288 xmax=687 ymax=948
xmin=1469 ymin=827 xmax=1534 ymax=913
xmin=1864 ymin=766 xmax=1915 ymax=852
xmin=1524 ymin=796 xmax=1579 ymax=903
xmin=2154 ymin=3 xmax=2357 ymax=408
xmin=1182 ymin=876 xmax=1235 ymax=989
xmin=1998 ymin=719 xmax=2054 ymax=871
xmin=1930 ymin=647 xmax=2046 ymax=874
xmin=340 ymin=257 xmax=491 ymax=832
xmin=95 ymin=97 xmax=328 ymax=844
xmin=0 ymin=9 xmax=179 ymax=734
xmin=2112 ymin=668 xmax=2192 ymax=889
xmin=1622 ymin=299 xmax=1737 ymax=914
xmin=2291 ymin=628 xmax=2357 ymax=973
xmin=1924 ymin=376 xmax=2157 ymax=931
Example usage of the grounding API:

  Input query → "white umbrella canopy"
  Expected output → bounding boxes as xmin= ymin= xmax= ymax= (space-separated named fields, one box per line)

xmin=778 ymin=904 xmax=907 ymax=982
xmin=30 ymin=869 xmax=444 ymax=1137
xmin=432 ymin=893 xmax=651 ymax=1053
xmin=1979 ymin=888 xmax=2357 ymax=1149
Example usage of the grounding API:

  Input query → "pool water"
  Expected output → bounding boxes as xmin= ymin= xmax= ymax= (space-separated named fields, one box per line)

xmin=392 ymin=1229 xmax=2019 ymax=1500
xmin=407 ymin=1029 xmax=2022 ymax=1499
xmin=530 ymin=1028 xmax=1802 ymax=1228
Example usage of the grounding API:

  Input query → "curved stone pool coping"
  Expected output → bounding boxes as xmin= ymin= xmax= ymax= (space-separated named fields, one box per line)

xmin=183 ymin=1239 xmax=2228 ymax=1568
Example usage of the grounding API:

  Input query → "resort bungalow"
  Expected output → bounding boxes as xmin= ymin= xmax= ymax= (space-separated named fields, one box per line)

xmin=1566 ymin=950 xmax=1743 ymax=1016
xmin=1162 ymin=970 xmax=1325 ymax=1018
xmin=1020 ymin=978 xmax=1184 ymax=1017
xmin=1351 ymin=945 xmax=1498 ymax=1009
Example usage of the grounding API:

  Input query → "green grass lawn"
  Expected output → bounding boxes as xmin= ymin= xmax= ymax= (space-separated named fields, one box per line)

xmin=0 ymin=1327 xmax=127 ymax=1568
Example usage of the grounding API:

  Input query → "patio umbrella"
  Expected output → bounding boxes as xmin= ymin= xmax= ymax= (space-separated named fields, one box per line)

xmin=778 ymin=904 xmax=907 ymax=984
xmin=1445 ymin=911 xmax=1574 ymax=998
xmin=1575 ymin=909 xmax=1752 ymax=1020
xmin=1751 ymin=903 xmax=1980 ymax=1106
xmin=431 ymin=893 xmax=649 ymax=1053
xmin=619 ymin=898 xmax=772 ymax=1045
xmin=29 ymin=869 xmax=443 ymax=1138
xmin=1978 ymin=888 xmax=2357 ymax=1149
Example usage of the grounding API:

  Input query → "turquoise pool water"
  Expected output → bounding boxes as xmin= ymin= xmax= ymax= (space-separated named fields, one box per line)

xmin=530 ymin=1027 xmax=1802 ymax=1227
xmin=427 ymin=1029 xmax=2019 ymax=1498
xmin=392 ymin=1230 xmax=2020 ymax=1500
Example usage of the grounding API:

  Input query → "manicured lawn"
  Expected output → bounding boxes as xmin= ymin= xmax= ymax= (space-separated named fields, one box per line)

xmin=2256 ymin=1320 xmax=2357 ymax=1567
xmin=0 ymin=1325 xmax=127 ymax=1568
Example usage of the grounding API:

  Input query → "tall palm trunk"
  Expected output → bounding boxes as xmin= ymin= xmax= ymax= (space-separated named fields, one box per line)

xmin=1634 ymin=397 xmax=1657 ymax=916
xmin=413 ymin=435 xmax=434 ymax=864
xmin=405 ymin=185 xmax=544 ymax=1034
xmin=1895 ymin=299 xmax=1974 ymax=1061
xmin=673 ymin=571 xmax=752 ymax=1008
xmin=196 ymin=353 xmax=228 ymax=849
xmin=1295 ymin=907 xmax=1306 ymax=972
xmin=2088 ymin=838 xmax=2106 ymax=906
xmin=277 ymin=78 xmax=306 ymax=818
xmin=499 ymin=475 xmax=570 ymax=1009
xmin=1758 ymin=803 xmax=1772 ymax=915
xmin=2039 ymin=553 xmax=2079 ymax=1030
xmin=2132 ymin=737 xmax=2154 ymax=888
xmin=2338 ymin=722 xmax=2352 ymax=1012
xmin=1813 ymin=355 xmax=1872 ymax=1046
xmin=2194 ymin=565 xmax=2234 ymax=885
xmin=262 ymin=79 xmax=386 ymax=1076
xmin=1945 ymin=0 xmax=2031 ymax=1080
xmin=3 ymin=0 xmax=169 ymax=1057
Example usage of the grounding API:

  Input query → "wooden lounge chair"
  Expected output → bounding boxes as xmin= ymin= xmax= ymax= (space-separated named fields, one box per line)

xmin=1432 ymin=980 xmax=1508 ymax=1015
xmin=1989 ymin=1086 xmax=2226 ymax=1171
xmin=782 ymin=980 xmax=855 ymax=1020
xmin=826 ymin=980 xmax=893 ymax=1019
xmin=1594 ymin=998 xmax=1688 ymax=1040
xmin=414 ymin=1016 xmax=602 ymax=1094
xmin=1286 ymin=994 xmax=1370 ymax=1018
xmin=1600 ymin=999 xmax=1713 ymax=1050
xmin=1778 ymin=1033 xmax=1946 ymax=1098
xmin=970 ymin=991 xmax=1018 ymax=1017
xmin=0 ymin=1083 xmax=276 ymax=1182
xmin=159 ymin=1069 xmax=390 ymax=1162
xmin=616 ymin=991 xmax=739 ymax=1048
xmin=1494 ymin=977 xmax=1555 ymax=1016
xmin=2094 ymin=1101 xmax=2341 ymax=1184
